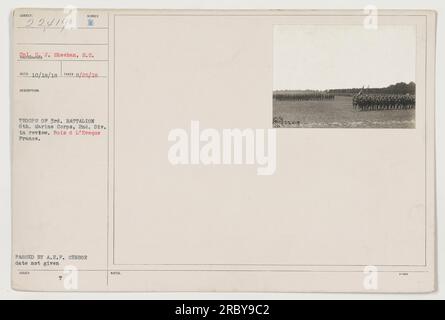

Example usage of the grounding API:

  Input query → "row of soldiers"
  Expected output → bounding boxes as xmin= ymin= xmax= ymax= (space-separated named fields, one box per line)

xmin=353 ymin=94 xmax=415 ymax=111
xmin=273 ymin=92 xmax=335 ymax=101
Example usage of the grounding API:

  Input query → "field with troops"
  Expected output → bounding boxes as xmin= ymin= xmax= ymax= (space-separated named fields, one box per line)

xmin=273 ymin=83 xmax=416 ymax=128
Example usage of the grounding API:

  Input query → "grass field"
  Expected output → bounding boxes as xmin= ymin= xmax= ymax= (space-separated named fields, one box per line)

xmin=273 ymin=96 xmax=415 ymax=128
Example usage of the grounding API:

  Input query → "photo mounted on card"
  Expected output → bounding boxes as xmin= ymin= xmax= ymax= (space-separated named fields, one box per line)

xmin=273 ymin=25 xmax=416 ymax=128
xmin=11 ymin=9 xmax=436 ymax=292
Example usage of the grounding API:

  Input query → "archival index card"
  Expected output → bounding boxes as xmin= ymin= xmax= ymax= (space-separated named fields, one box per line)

xmin=11 ymin=9 xmax=437 ymax=292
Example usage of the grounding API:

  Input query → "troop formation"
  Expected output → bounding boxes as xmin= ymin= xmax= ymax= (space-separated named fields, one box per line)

xmin=353 ymin=94 xmax=415 ymax=111
xmin=273 ymin=92 xmax=335 ymax=101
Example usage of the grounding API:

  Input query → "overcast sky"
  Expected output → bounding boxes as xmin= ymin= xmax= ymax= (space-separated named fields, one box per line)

xmin=273 ymin=25 xmax=416 ymax=91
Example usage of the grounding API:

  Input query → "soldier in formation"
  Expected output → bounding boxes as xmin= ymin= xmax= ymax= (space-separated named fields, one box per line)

xmin=273 ymin=92 xmax=335 ymax=101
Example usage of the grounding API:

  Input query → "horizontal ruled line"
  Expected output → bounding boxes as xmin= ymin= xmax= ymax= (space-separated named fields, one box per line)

xmin=16 ymin=26 xmax=108 ymax=29
xmin=17 ymin=75 xmax=108 ymax=78
xmin=17 ymin=59 xmax=109 ymax=62
xmin=16 ymin=43 xmax=109 ymax=46
xmin=16 ymin=269 xmax=430 ymax=274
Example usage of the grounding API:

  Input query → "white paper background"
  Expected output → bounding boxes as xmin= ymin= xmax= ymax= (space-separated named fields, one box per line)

xmin=1 ymin=0 xmax=443 ymax=300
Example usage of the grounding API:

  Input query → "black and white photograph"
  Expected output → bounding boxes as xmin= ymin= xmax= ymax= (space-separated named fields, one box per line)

xmin=273 ymin=25 xmax=417 ymax=128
